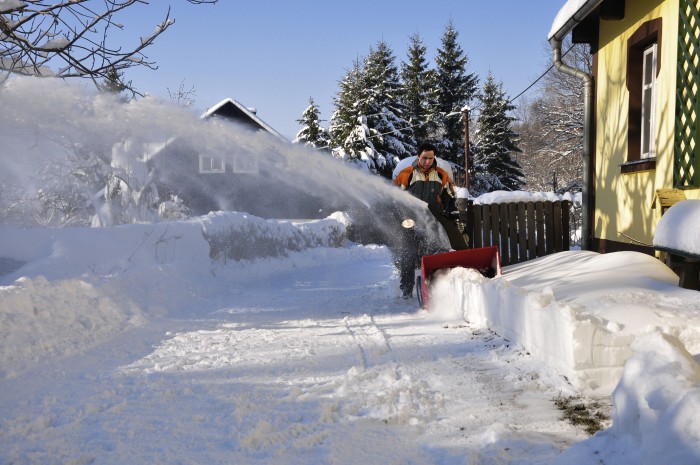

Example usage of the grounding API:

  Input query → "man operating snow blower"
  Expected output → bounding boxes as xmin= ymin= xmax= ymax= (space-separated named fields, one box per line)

xmin=392 ymin=142 xmax=469 ymax=299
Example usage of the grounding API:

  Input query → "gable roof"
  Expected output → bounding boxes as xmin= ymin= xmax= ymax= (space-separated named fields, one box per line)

xmin=202 ymin=98 xmax=289 ymax=144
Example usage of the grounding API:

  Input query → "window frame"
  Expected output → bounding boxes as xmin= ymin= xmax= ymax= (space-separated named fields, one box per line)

xmin=198 ymin=155 xmax=226 ymax=174
xmin=622 ymin=18 xmax=662 ymax=174
xmin=640 ymin=43 xmax=657 ymax=159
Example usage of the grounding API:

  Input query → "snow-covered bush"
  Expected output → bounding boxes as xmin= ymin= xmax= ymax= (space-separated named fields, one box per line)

xmin=158 ymin=195 xmax=191 ymax=220
xmin=197 ymin=211 xmax=349 ymax=262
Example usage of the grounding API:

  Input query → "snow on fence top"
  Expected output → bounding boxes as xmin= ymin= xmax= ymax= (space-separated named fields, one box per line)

xmin=456 ymin=188 xmax=581 ymax=205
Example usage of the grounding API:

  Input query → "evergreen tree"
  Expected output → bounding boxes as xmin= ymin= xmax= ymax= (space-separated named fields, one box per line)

xmin=329 ymin=44 xmax=415 ymax=177
xmin=329 ymin=59 xmax=363 ymax=156
xmin=98 ymin=67 xmax=129 ymax=95
xmin=328 ymin=59 xmax=379 ymax=171
xmin=471 ymin=73 xmax=525 ymax=194
xmin=400 ymin=33 xmax=433 ymax=146
xmin=363 ymin=40 xmax=415 ymax=178
xmin=294 ymin=97 xmax=330 ymax=151
xmin=432 ymin=21 xmax=478 ymax=166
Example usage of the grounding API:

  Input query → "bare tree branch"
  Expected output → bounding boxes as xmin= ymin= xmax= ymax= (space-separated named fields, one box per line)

xmin=514 ymin=39 xmax=590 ymax=193
xmin=167 ymin=78 xmax=196 ymax=107
xmin=0 ymin=1 xmax=217 ymax=93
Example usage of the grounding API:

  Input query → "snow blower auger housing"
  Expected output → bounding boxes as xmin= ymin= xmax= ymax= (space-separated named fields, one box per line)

xmin=416 ymin=246 xmax=501 ymax=309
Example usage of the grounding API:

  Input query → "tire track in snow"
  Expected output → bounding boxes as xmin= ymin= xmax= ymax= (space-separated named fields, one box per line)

xmin=343 ymin=314 xmax=395 ymax=371
xmin=337 ymin=313 xmax=440 ymax=425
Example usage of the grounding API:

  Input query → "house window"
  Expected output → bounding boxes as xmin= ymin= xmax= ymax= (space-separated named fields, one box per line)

xmin=640 ymin=43 xmax=657 ymax=159
xmin=623 ymin=18 xmax=662 ymax=173
xmin=199 ymin=155 xmax=225 ymax=173
xmin=231 ymin=154 xmax=259 ymax=174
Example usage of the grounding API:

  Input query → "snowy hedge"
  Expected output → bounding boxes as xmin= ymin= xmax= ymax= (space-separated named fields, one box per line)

xmin=196 ymin=211 xmax=351 ymax=262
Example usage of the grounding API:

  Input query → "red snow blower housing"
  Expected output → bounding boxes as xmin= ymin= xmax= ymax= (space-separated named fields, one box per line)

xmin=416 ymin=246 xmax=501 ymax=309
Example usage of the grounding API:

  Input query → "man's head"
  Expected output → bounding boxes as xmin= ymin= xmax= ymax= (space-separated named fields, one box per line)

xmin=417 ymin=142 xmax=438 ymax=170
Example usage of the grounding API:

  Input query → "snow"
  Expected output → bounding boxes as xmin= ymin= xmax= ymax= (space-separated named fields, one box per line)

xmin=0 ymin=0 xmax=25 ymax=14
xmin=431 ymin=250 xmax=700 ymax=395
xmin=2 ymin=209 xmax=700 ymax=464
xmin=41 ymin=37 xmax=70 ymax=50
xmin=2 ymin=76 xmax=700 ymax=464
xmin=653 ymin=199 xmax=700 ymax=256
xmin=467 ymin=189 xmax=581 ymax=205
xmin=548 ymin=0 xmax=601 ymax=41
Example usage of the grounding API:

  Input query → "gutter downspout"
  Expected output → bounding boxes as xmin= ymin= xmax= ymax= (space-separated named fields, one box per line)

xmin=550 ymin=39 xmax=594 ymax=250
xmin=549 ymin=0 xmax=603 ymax=251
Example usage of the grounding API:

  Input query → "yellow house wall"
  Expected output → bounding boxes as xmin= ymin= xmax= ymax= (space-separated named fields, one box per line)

xmin=594 ymin=0 xmax=680 ymax=246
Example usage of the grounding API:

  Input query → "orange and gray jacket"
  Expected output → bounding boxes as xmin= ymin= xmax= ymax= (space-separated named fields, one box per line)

xmin=393 ymin=160 xmax=457 ymax=213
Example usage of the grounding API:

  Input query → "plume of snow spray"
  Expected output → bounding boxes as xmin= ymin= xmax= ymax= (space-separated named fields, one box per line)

xmin=0 ymin=76 xmax=448 ymax=248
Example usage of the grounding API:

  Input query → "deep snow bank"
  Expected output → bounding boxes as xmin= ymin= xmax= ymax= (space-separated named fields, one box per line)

xmin=0 ymin=276 xmax=145 ymax=378
xmin=0 ymin=212 xmax=350 ymax=377
xmin=554 ymin=331 xmax=700 ymax=465
xmin=430 ymin=250 xmax=700 ymax=395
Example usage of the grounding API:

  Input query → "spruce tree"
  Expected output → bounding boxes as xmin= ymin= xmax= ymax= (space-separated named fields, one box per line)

xmin=294 ymin=97 xmax=330 ymax=151
xmin=329 ymin=59 xmax=362 ymax=156
xmin=328 ymin=59 xmax=379 ymax=172
xmin=400 ymin=33 xmax=433 ymax=147
xmin=329 ymin=44 xmax=415 ymax=177
xmin=363 ymin=41 xmax=415 ymax=178
xmin=471 ymin=73 xmax=525 ymax=194
xmin=98 ymin=67 xmax=128 ymax=95
xmin=432 ymin=21 xmax=478 ymax=166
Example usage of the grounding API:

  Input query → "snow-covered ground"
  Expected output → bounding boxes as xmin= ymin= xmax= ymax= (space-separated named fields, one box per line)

xmin=1 ymin=208 xmax=699 ymax=465
xmin=2 ymin=76 xmax=699 ymax=464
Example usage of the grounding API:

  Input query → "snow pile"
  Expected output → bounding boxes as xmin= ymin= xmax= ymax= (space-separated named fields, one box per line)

xmin=1 ymin=211 xmax=700 ymax=462
xmin=611 ymin=332 xmax=700 ymax=462
xmin=428 ymin=249 xmax=700 ymax=463
xmin=430 ymin=250 xmax=700 ymax=395
xmin=555 ymin=331 xmax=700 ymax=464
xmin=0 ymin=212 xmax=349 ymax=377
xmin=653 ymin=199 xmax=700 ymax=256
xmin=0 ymin=276 xmax=144 ymax=378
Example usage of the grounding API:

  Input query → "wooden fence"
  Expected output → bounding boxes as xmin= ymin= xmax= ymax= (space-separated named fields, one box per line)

xmin=459 ymin=200 xmax=571 ymax=267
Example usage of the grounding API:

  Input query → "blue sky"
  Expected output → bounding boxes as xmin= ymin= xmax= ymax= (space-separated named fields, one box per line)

xmin=122 ymin=1 xmax=567 ymax=140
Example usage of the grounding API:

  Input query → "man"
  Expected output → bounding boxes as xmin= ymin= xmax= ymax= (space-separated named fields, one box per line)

xmin=392 ymin=142 xmax=468 ymax=298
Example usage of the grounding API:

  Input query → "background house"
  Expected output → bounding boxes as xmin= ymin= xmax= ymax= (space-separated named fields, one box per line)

xmin=148 ymin=98 xmax=326 ymax=219
xmin=549 ymin=0 xmax=699 ymax=256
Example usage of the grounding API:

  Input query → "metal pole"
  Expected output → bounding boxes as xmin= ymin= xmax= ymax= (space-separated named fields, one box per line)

xmin=463 ymin=107 xmax=470 ymax=190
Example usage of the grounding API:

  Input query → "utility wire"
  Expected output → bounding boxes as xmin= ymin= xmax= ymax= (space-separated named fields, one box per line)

xmin=508 ymin=44 xmax=575 ymax=104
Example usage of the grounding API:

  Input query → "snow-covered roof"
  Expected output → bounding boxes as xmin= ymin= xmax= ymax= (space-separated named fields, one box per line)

xmin=548 ymin=0 xmax=604 ymax=41
xmin=202 ymin=98 xmax=289 ymax=144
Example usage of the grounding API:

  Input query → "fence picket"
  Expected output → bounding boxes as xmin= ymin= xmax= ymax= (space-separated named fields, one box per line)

xmin=461 ymin=199 xmax=575 ymax=266
xmin=517 ymin=202 xmax=528 ymax=263
xmin=507 ymin=203 xmax=518 ymax=264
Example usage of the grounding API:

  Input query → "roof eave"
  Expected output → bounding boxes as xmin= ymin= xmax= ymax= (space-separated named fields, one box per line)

xmin=548 ymin=0 xmax=604 ymax=43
